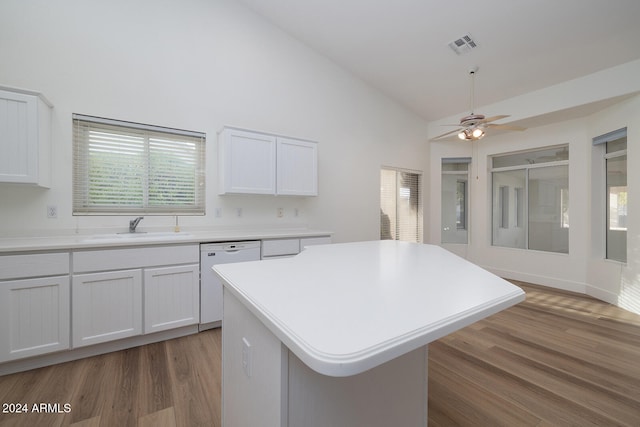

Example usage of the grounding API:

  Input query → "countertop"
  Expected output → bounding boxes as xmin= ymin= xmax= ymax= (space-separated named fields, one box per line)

xmin=0 ymin=228 xmax=333 ymax=253
xmin=214 ymin=240 xmax=526 ymax=377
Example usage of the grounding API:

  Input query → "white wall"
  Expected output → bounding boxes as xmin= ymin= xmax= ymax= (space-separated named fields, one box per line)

xmin=3 ymin=0 xmax=638 ymax=313
xmin=430 ymin=64 xmax=640 ymax=313
xmin=0 ymin=0 xmax=429 ymax=243
xmin=586 ymin=95 xmax=640 ymax=314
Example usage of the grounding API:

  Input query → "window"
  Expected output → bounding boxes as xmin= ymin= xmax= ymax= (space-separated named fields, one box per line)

xmin=380 ymin=167 xmax=423 ymax=243
xmin=441 ymin=158 xmax=469 ymax=244
xmin=73 ymin=114 xmax=206 ymax=215
xmin=491 ymin=145 xmax=569 ymax=253
xmin=593 ymin=128 xmax=627 ymax=262
xmin=499 ymin=185 xmax=511 ymax=229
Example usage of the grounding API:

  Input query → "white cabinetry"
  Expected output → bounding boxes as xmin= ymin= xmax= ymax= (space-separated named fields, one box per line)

xmin=218 ymin=127 xmax=276 ymax=195
xmin=261 ymin=235 xmax=331 ymax=260
xmin=218 ymin=127 xmax=317 ymax=196
xmin=72 ymin=269 xmax=142 ymax=347
xmin=277 ymin=137 xmax=318 ymax=196
xmin=0 ymin=253 xmax=70 ymax=362
xmin=144 ymin=264 xmax=200 ymax=334
xmin=72 ymin=244 xmax=199 ymax=348
xmin=300 ymin=236 xmax=332 ymax=250
xmin=0 ymin=87 xmax=52 ymax=187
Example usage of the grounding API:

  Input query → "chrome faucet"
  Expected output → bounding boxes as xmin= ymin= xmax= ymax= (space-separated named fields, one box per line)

xmin=129 ymin=216 xmax=144 ymax=233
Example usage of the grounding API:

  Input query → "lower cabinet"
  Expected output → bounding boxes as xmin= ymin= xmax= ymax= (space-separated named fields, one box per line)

xmin=71 ymin=244 xmax=200 ymax=348
xmin=144 ymin=264 xmax=199 ymax=334
xmin=0 ymin=275 xmax=70 ymax=363
xmin=72 ymin=269 xmax=143 ymax=348
xmin=72 ymin=264 xmax=200 ymax=347
xmin=262 ymin=235 xmax=332 ymax=260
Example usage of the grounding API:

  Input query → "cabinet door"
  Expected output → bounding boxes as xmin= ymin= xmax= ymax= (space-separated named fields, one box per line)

xmin=72 ymin=270 xmax=142 ymax=348
xmin=144 ymin=264 xmax=199 ymax=334
xmin=277 ymin=137 xmax=318 ymax=196
xmin=0 ymin=89 xmax=51 ymax=187
xmin=219 ymin=128 xmax=276 ymax=195
xmin=0 ymin=276 xmax=70 ymax=362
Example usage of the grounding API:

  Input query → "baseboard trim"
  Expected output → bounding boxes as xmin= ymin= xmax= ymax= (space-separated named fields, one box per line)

xmin=0 ymin=325 xmax=199 ymax=376
xmin=483 ymin=266 xmax=586 ymax=294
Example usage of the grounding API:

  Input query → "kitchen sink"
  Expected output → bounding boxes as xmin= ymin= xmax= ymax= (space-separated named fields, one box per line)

xmin=84 ymin=231 xmax=191 ymax=241
xmin=116 ymin=231 xmax=191 ymax=238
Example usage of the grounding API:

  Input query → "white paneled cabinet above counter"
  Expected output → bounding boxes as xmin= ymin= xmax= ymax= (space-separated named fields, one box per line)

xmin=218 ymin=127 xmax=318 ymax=196
xmin=0 ymin=86 xmax=53 ymax=187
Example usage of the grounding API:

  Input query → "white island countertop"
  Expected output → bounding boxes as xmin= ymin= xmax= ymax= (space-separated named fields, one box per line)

xmin=214 ymin=240 xmax=525 ymax=377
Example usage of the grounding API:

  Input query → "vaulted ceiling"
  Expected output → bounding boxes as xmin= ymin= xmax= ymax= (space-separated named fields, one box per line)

xmin=238 ymin=0 xmax=640 ymax=123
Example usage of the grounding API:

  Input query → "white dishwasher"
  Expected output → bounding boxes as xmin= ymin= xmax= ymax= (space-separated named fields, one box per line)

xmin=200 ymin=241 xmax=261 ymax=330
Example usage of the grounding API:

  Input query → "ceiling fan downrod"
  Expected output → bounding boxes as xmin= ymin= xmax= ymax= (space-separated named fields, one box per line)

xmin=469 ymin=66 xmax=478 ymax=115
xmin=457 ymin=66 xmax=486 ymax=140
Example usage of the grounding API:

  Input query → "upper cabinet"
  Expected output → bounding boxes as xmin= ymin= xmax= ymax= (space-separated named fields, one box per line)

xmin=219 ymin=127 xmax=277 ymax=195
xmin=0 ymin=86 xmax=53 ymax=187
xmin=276 ymin=137 xmax=318 ymax=196
xmin=218 ymin=127 xmax=318 ymax=196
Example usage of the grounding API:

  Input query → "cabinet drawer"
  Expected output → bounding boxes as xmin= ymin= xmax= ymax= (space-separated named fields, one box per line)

xmin=300 ymin=236 xmax=332 ymax=250
xmin=0 ymin=252 xmax=69 ymax=280
xmin=261 ymin=239 xmax=300 ymax=258
xmin=73 ymin=244 xmax=199 ymax=273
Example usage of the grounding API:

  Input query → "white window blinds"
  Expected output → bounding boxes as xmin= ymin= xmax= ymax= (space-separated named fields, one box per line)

xmin=380 ymin=167 xmax=423 ymax=243
xmin=73 ymin=114 xmax=206 ymax=215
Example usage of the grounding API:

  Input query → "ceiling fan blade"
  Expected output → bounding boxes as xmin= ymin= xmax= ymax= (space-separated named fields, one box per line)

xmin=481 ymin=115 xmax=510 ymax=124
xmin=431 ymin=128 xmax=463 ymax=140
xmin=487 ymin=123 xmax=527 ymax=131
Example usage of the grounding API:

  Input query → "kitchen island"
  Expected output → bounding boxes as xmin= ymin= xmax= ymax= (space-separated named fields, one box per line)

xmin=214 ymin=240 xmax=525 ymax=426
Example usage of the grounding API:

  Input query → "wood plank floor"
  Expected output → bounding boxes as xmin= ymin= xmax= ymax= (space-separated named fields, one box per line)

xmin=0 ymin=281 xmax=639 ymax=426
xmin=428 ymin=282 xmax=640 ymax=426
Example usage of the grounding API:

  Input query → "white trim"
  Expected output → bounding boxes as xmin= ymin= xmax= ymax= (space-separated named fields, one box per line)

xmin=72 ymin=113 xmax=205 ymax=139
xmin=0 ymin=325 xmax=199 ymax=376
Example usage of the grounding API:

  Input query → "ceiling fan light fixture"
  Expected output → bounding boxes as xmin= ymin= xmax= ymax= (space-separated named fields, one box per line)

xmin=458 ymin=127 xmax=484 ymax=141
xmin=431 ymin=67 xmax=526 ymax=141
xmin=472 ymin=127 xmax=484 ymax=138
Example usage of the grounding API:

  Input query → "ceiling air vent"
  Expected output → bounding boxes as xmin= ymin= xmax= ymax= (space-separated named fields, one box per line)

xmin=448 ymin=34 xmax=478 ymax=55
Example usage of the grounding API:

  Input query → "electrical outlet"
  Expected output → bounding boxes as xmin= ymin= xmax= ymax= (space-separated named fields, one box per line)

xmin=47 ymin=205 xmax=57 ymax=218
xmin=215 ymin=207 xmax=222 ymax=218
xmin=277 ymin=207 xmax=284 ymax=218
xmin=236 ymin=207 xmax=243 ymax=218
xmin=294 ymin=208 xmax=299 ymax=217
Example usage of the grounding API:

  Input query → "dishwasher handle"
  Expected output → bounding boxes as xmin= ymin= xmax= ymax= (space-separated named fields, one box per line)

xmin=204 ymin=246 xmax=251 ymax=256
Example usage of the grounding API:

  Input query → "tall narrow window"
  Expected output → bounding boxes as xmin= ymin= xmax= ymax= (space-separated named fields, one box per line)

xmin=492 ymin=170 xmax=525 ymax=249
xmin=441 ymin=158 xmax=470 ymax=244
xmin=456 ymin=180 xmax=467 ymax=230
xmin=515 ymin=187 xmax=524 ymax=227
xmin=380 ymin=167 xmax=423 ymax=243
xmin=73 ymin=114 xmax=206 ymax=215
xmin=593 ymin=128 xmax=627 ymax=262
xmin=499 ymin=186 xmax=510 ymax=229
xmin=491 ymin=145 xmax=569 ymax=253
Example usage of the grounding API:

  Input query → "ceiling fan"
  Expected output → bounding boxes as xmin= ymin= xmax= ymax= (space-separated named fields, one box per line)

xmin=432 ymin=67 xmax=526 ymax=141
